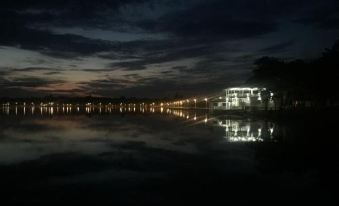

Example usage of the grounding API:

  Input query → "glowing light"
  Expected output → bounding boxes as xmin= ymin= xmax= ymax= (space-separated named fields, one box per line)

xmin=5 ymin=106 xmax=9 ymax=115
xmin=227 ymin=87 xmax=259 ymax=91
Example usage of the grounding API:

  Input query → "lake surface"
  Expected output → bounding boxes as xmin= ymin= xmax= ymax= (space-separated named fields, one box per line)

xmin=0 ymin=106 xmax=338 ymax=204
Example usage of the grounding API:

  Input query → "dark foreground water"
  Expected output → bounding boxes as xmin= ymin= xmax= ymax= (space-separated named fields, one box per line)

xmin=0 ymin=107 xmax=338 ymax=204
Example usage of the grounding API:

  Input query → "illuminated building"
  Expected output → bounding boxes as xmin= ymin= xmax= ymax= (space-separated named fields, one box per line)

xmin=210 ymin=87 xmax=275 ymax=110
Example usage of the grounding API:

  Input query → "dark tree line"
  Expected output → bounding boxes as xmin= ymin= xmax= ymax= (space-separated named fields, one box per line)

xmin=248 ymin=39 xmax=339 ymax=110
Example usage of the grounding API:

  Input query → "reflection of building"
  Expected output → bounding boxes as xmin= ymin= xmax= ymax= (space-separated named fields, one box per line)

xmin=210 ymin=87 xmax=275 ymax=110
xmin=216 ymin=118 xmax=274 ymax=142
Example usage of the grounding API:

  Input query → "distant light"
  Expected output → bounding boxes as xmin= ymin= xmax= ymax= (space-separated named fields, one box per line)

xmin=227 ymin=87 xmax=260 ymax=91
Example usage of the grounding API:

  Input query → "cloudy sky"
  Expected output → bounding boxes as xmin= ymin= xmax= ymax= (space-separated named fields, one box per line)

xmin=0 ymin=0 xmax=338 ymax=97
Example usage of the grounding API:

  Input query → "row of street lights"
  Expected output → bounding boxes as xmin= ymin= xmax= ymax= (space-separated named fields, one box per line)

xmin=1 ymin=97 xmax=211 ymax=109
xmin=162 ymin=97 xmax=209 ymax=109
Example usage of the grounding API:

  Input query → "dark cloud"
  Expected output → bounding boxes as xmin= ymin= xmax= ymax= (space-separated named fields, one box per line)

xmin=123 ymin=73 xmax=143 ymax=79
xmin=79 ymin=56 xmax=249 ymax=97
xmin=108 ymin=42 xmax=229 ymax=71
xmin=1 ymin=0 xmax=147 ymax=26
xmin=0 ymin=75 xmax=65 ymax=97
xmin=0 ymin=70 xmax=13 ymax=76
xmin=78 ymin=77 xmax=138 ymax=94
xmin=2 ymin=0 xmax=333 ymax=58
xmin=0 ymin=2 xmax=124 ymax=58
xmin=12 ymin=67 xmax=60 ymax=72
xmin=140 ymin=17 xmax=276 ymax=41
xmin=135 ymin=0 xmax=326 ymax=40
xmin=44 ymin=71 xmax=62 ymax=75
xmin=293 ymin=0 xmax=339 ymax=29
xmin=0 ymin=0 xmax=339 ymax=97
xmin=0 ymin=67 xmax=63 ymax=77
xmin=112 ymin=61 xmax=147 ymax=71
xmin=259 ymin=40 xmax=295 ymax=53
xmin=0 ymin=25 xmax=118 ymax=58
xmin=0 ymin=77 xmax=64 ymax=88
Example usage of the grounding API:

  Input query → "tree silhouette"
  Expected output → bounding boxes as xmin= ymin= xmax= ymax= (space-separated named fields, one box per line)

xmin=248 ymin=39 xmax=339 ymax=110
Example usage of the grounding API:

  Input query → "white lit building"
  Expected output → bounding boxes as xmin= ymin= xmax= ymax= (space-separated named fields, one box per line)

xmin=210 ymin=87 xmax=275 ymax=110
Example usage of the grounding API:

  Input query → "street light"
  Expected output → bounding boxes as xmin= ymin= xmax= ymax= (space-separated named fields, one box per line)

xmin=193 ymin=99 xmax=197 ymax=109
xmin=204 ymin=98 xmax=208 ymax=108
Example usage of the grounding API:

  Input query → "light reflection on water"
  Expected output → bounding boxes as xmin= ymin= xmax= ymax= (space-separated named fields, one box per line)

xmin=0 ymin=105 xmax=278 ymax=167
xmin=0 ymin=105 xmax=338 ymax=204
xmin=0 ymin=106 xmax=276 ymax=143
xmin=215 ymin=119 xmax=275 ymax=142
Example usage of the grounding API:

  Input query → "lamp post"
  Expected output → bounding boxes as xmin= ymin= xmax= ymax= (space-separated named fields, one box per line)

xmin=204 ymin=98 xmax=208 ymax=109
xmin=193 ymin=99 xmax=197 ymax=109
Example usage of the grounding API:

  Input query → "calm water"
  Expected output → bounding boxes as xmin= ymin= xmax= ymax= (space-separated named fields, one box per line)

xmin=0 ymin=106 xmax=338 ymax=204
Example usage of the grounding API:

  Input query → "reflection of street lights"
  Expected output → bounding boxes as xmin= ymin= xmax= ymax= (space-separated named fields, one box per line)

xmin=193 ymin=99 xmax=197 ymax=109
xmin=204 ymin=98 xmax=208 ymax=109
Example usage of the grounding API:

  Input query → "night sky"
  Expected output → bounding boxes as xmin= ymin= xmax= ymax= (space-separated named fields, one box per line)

xmin=0 ymin=0 xmax=338 ymax=97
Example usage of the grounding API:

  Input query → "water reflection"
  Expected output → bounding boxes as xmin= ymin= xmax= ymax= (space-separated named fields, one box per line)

xmin=2 ymin=105 xmax=208 ymax=117
xmin=215 ymin=119 xmax=275 ymax=142
xmin=1 ymin=105 xmax=276 ymax=143
xmin=1 ymin=104 xmax=338 ymax=204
